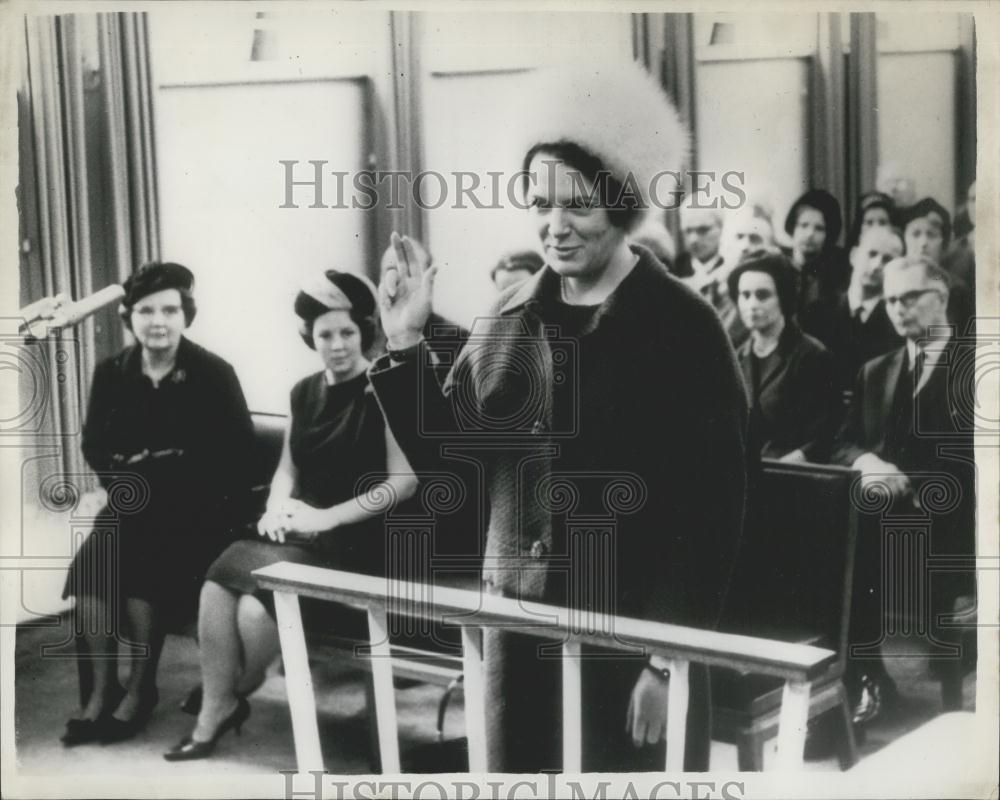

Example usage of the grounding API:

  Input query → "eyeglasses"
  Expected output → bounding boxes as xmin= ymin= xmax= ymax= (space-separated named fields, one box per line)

xmin=884 ymin=288 xmax=941 ymax=308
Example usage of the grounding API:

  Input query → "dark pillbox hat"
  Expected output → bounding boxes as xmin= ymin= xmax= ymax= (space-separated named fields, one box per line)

xmin=122 ymin=262 xmax=195 ymax=309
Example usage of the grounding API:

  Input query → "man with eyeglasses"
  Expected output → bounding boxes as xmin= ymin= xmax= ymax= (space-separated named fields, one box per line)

xmin=673 ymin=197 xmax=724 ymax=282
xmin=833 ymin=254 xmax=976 ymax=723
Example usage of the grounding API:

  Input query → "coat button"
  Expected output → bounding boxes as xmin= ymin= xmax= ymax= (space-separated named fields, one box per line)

xmin=530 ymin=540 xmax=547 ymax=559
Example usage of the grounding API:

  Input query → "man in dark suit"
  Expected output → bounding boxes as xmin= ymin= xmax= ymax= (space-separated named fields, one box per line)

xmin=806 ymin=226 xmax=904 ymax=390
xmin=834 ymin=254 xmax=976 ymax=721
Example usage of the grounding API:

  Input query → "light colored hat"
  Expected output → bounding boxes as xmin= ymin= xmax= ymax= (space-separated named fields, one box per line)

xmin=515 ymin=60 xmax=689 ymax=226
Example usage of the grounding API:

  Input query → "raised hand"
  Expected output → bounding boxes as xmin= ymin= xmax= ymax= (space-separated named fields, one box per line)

xmin=379 ymin=231 xmax=437 ymax=350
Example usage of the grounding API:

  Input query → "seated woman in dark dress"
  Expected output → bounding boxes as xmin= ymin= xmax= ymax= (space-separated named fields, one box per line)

xmin=164 ymin=270 xmax=416 ymax=761
xmin=61 ymin=262 xmax=254 ymax=745
xmin=727 ymin=253 xmax=841 ymax=463
xmin=784 ymin=189 xmax=851 ymax=348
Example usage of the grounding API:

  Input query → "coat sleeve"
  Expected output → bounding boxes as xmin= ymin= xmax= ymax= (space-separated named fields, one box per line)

xmin=831 ymin=364 xmax=870 ymax=466
xmin=367 ymin=339 xmax=475 ymax=478
xmin=642 ymin=302 xmax=751 ymax=631
xmin=794 ymin=345 xmax=842 ymax=462
xmin=81 ymin=359 xmax=117 ymax=486
xmin=208 ymin=361 xmax=256 ymax=509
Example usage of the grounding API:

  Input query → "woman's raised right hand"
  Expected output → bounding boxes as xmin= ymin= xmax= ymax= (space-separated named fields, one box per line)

xmin=379 ymin=231 xmax=437 ymax=350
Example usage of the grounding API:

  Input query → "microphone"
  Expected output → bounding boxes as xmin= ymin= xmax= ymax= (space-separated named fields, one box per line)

xmin=53 ymin=284 xmax=126 ymax=326
xmin=19 ymin=285 xmax=125 ymax=335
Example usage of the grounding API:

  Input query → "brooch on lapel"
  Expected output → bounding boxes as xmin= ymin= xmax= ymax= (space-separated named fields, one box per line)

xmin=170 ymin=369 xmax=187 ymax=384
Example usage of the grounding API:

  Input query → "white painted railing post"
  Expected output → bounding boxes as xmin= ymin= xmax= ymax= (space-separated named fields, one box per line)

xmin=664 ymin=658 xmax=690 ymax=771
xmin=562 ymin=640 xmax=582 ymax=772
xmin=460 ymin=626 xmax=488 ymax=772
xmin=366 ymin=605 xmax=401 ymax=773
xmin=255 ymin=564 xmax=836 ymax=776
xmin=774 ymin=679 xmax=811 ymax=770
xmin=272 ymin=591 xmax=324 ymax=773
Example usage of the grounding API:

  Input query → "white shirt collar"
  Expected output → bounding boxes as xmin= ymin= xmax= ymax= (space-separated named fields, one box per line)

xmin=847 ymin=283 xmax=880 ymax=320
xmin=906 ymin=329 xmax=952 ymax=395
xmin=690 ymin=253 xmax=723 ymax=277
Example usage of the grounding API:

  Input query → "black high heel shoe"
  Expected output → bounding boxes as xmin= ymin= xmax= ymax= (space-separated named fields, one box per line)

xmin=100 ymin=687 xmax=160 ymax=744
xmin=61 ymin=684 xmax=126 ymax=746
xmin=180 ymin=680 xmax=262 ymax=716
xmin=163 ymin=697 xmax=250 ymax=761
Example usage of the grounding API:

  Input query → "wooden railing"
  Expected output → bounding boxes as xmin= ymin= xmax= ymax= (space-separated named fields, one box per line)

xmin=254 ymin=562 xmax=836 ymax=773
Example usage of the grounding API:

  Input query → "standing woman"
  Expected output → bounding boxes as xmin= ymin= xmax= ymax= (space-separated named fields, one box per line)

xmin=164 ymin=270 xmax=416 ymax=761
xmin=369 ymin=63 xmax=749 ymax=772
xmin=62 ymin=262 xmax=254 ymax=745
xmin=728 ymin=253 xmax=840 ymax=463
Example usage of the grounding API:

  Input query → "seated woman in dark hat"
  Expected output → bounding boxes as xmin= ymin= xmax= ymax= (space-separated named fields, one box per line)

xmin=846 ymin=191 xmax=896 ymax=249
xmin=61 ymin=262 xmax=254 ymax=745
xmin=784 ymin=188 xmax=851 ymax=348
xmin=728 ymin=252 xmax=841 ymax=463
xmin=164 ymin=270 xmax=416 ymax=761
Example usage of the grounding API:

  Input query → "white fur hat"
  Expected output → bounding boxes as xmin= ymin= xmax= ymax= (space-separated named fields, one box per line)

xmin=514 ymin=60 xmax=689 ymax=228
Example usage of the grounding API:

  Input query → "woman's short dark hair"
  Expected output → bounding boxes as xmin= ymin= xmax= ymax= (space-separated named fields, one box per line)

xmin=521 ymin=142 xmax=643 ymax=232
xmin=784 ymin=188 xmax=843 ymax=249
xmin=900 ymin=197 xmax=953 ymax=249
xmin=294 ymin=270 xmax=378 ymax=351
xmin=848 ymin=191 xmax=896 ymax=247
xmin=120 ymin=261 xmax=197 ymax=330
xmin=727 ymin=252 xmax=800 ymax=319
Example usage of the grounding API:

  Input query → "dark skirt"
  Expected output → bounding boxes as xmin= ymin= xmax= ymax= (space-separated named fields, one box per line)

xmin=62 ymin=514 xmax=227 ymax=629
xmin=205 ymin=519 xmax=384 ymax=633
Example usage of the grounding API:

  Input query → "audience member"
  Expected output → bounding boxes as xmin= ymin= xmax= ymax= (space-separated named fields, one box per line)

xmin=673 ymin=198 xmax=724 ymax=281
xmin=805 ymin=226 xmax=905 ymax=390
xmin=61 ymin=263 xmax=254 ymax=746
xmin=490 ymin=249 xmax=544 ymax=292
xmin=722 ymin=202 xmax=779 ymax=266
xmin=703 ymin=201 xmax=781 ymax=349
xmin=728 ymin=253 xmax=840 ymax=462
xmin=833 ymin=255 xmax=976 ymax=723
xmin=164 ymin=270 xmax=416 ymax=761
xmin=630 ymin=214 xmax=677 ymax=271
xmin=944 ymin=180 xmax=976 ymax=320
xmin=900 ymin=197 xmax=951 ymax=262
xmin=847 ymin=191 xmax=896 ymax=248
xmin=785 ymin=188 xmax=851 ymax=311
xmin=901 ymin=198 xmax=973 ymax=332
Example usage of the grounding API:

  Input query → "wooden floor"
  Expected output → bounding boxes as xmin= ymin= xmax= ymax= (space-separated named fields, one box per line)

xmin=12 ymin=616 xmax=975 ymax=777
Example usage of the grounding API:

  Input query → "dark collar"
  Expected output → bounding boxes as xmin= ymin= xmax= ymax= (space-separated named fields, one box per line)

xmin=498 ymin=244 xmax=666 ymax=326
xmin=739 ymin=320 xmax=803 ymax=360
xmin=118 ymin=335 xmax=194 ymax=381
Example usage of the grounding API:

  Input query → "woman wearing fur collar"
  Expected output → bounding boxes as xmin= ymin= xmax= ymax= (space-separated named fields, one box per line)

xmin=370 ymin=62 xmax=750 ymax=772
